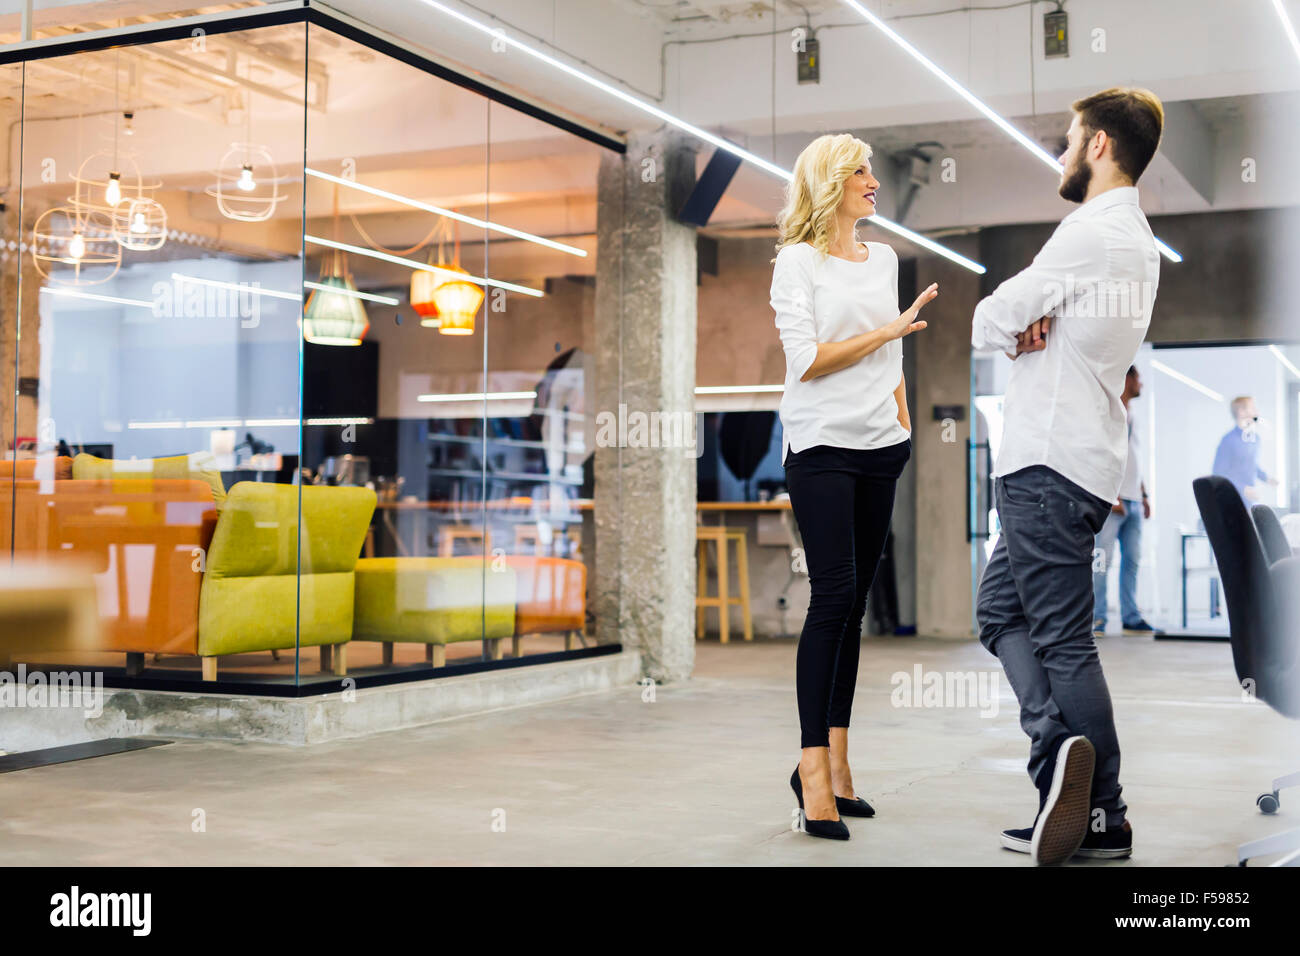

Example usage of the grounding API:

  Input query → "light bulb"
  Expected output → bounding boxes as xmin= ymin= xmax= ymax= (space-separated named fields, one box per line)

xmin=68 ymin=231 xmax=86 ymax=259
xmin=123 ymin=112 xmax=134 ymax=136
xmin=105 ymin=172 xmax=122 ymax=206
xmin=130 ymin=211 xmax=147 ymax=234
xmin=236 ymin=164 xmax=256 ymax=192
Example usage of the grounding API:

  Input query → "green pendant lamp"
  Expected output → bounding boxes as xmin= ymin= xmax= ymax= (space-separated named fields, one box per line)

xmin=303 ymin=184 xmax=369 ymax=346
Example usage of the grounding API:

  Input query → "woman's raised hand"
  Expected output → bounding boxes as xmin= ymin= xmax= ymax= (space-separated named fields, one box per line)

xmin=888 ymin=283 xmax=938 ymax=340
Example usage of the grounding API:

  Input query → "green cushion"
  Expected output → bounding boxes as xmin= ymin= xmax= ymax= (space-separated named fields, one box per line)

xmin=353 ymin=557 xmax=516 ymax=644
xmin=205 ymin=482 xmax=376 ymax=579
xmin=73 ymin=452 xmax=227 ymax=507
xmin=198 ymin=572 xmax=354 ymax=656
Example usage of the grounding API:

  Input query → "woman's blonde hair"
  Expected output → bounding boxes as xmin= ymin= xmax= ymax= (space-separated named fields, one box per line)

xmin=773 ymin=133 xmax=873 ymax=260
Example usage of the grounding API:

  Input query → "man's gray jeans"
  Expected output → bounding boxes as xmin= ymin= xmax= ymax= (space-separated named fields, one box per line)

xmin=976 ymin=465 xmax=1127 ymax=828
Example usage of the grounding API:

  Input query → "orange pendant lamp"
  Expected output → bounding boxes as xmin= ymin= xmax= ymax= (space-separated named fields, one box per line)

xmin=409 ymin=217 xmax=483 ymax=336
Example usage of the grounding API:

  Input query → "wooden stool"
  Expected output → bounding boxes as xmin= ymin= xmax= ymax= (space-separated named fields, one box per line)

xmin=439 ymin=524 xmax=492 ymax=556
xmin=695 ymin=525 xmax=753 ymax=643
xmin=514 ymin=523 xmax=543 ymax=554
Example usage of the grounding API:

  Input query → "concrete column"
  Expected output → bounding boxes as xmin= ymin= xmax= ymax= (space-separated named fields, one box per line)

xmin=593 ymin=129 xmax=698 ymax=682
xmin=911 ymin=243 xmax=982 ymax=638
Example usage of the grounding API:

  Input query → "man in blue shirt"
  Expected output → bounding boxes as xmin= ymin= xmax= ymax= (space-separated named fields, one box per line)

xmin=1212 ymin=396 xmax=1278 ymax=504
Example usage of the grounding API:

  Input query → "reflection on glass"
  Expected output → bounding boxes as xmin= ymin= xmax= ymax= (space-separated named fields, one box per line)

xmin=10 ymin=27 xmax=307 ymax=683
xmin=2 ymin=17 xmax=611 ymax=687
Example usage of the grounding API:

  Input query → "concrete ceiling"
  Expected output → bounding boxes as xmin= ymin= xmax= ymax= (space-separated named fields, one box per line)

xmin=0 ymin=0 xmax=1296 ymax=280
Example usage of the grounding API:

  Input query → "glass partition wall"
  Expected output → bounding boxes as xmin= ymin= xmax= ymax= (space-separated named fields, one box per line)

xmin=1 ymin=12 xmax=614 ymax=691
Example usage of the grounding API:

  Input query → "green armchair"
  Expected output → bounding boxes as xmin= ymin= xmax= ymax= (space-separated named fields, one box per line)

xmin=197 ymin=481 xmax=375 ymax=680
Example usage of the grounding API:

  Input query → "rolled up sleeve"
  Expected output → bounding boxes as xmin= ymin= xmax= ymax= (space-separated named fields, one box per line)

xmin=771 ymin=247 xmax=819 ymax=383
xmin=971 ymin=220 xmax=1105 ymax=353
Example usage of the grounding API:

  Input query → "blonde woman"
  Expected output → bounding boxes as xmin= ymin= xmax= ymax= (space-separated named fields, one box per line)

xmin=771 ymin=133 xmax=937 ymax=840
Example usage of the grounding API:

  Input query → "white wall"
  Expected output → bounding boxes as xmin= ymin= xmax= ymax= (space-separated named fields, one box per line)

xmin=39 ymin=256 xmax=302 ymax=462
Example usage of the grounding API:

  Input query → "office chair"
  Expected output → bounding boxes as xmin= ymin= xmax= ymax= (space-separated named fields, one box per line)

xmin=1252 ymin=504 xmax=1294 ymax=564
xmin=1194 ymin=477 xmax=1300 ymax=865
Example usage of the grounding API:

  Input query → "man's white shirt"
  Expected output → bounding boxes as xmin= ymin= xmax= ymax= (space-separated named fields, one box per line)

xmin=971 ymin=186 xmax=1160 ymax=503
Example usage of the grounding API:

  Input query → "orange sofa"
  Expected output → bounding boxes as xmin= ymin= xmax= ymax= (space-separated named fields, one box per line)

xmin=1 ymin=471 xmax=217 ymax=659
xmin=504 ymin=555 xmax=587 ymax=653
xmin=0 ymin=457 xmax=375 ymax=679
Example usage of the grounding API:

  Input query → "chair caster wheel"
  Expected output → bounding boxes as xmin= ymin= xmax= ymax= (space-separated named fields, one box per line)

xmin=1257 ymin=792 xmax=1280 ymax=814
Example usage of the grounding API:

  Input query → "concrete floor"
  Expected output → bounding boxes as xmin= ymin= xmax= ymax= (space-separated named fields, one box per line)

xmin=2 ymin=634 xmax=1297 ymax=865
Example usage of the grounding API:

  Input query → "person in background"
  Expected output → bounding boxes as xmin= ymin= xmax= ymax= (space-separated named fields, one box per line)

xmin=1093 ymin=367 xmax=1161 ymax=637
xmin=1212 ymin=396 xmax=1278 ymax=505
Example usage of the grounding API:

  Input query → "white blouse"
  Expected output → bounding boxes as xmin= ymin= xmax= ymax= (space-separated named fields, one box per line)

xmin=770 ymin=240 xmax=908 ymax=459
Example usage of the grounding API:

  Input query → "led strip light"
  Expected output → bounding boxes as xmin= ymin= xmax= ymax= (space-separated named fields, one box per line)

xmin=128 ymin=417 xmax=374 ymax=429
xmin=1272 ymin=0 xmax=1300 ymax=64
xmin=303 ymin=279 xmax=400 ymax=305
xmin=415 ymin=0 xmax=987 ymax=275
xmin=1269 ymin=344 xmax=1300 ymax=378
xmin=417 ymin=390 xmax=538 ymax=403
xmin=304 ymin=235 xmax=545 ymax=297
xmin=695 ymin=384 xmax=784 ymax=394
xmin=305 ymin=167 xmax=587 ymax=258
xmin=39 ymin=286 xmax=155 ymax=309
xmin=172 ymin=273 xmax=303 ymax=301
xmin=44 ymin=277 xmax=399 ymax=308
xmin=1151 ymin=359 xmax=1223 ymax=402
xmin=837 ymin=0 xmax=1183 ymax=264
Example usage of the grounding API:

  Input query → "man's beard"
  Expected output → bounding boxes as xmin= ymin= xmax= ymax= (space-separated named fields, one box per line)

xmin=1058 ymin=153 xmax=1091 ymax=203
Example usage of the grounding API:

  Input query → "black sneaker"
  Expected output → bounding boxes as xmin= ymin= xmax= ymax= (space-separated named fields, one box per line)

xmin=1075 ymin=820 xmax=1133 ymax=859
xmin=1121 ymin=619 xmax=1164 ymax=636
xmin=1000 ymin=826 xmax=1033 ymax=854
xmin=1031 ymin=735 xmax=1096 ymax=865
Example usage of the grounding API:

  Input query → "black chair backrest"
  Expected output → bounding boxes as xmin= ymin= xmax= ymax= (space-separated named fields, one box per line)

xmin=1192 ymin=476 xmax=1274 ymax=690
xmin=1252 ymin=505 xmax=1293 ymax=564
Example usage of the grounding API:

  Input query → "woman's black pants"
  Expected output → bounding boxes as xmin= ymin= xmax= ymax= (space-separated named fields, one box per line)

xmin=784 ymin=439 xmax=911 ymax=749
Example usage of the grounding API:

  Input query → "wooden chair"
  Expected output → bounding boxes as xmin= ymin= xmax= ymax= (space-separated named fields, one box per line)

xmin=439 ymin=524 xmax=492 ymax=557
xmin=695 ymin=524 xmax=753 ymax=643
xmin=514 ymin=523 xmax=543 ymax=554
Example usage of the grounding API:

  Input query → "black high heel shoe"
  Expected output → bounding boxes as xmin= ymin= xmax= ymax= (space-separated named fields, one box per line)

xmin=835 ymin=794 xmax=876 ymax=818
xmin=790 ymin=767 xmax=850 ymax=840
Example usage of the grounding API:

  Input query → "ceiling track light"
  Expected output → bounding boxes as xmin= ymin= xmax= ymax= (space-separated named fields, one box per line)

xmin=414 ymin=0 xmax=986 ymax=275
xmin=836 ymin=0 xmax=1182 ymax=264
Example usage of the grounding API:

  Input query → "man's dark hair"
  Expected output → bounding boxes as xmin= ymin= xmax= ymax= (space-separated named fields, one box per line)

xmin=1071 ymin=87 xmax=1165 ymax=183
xmin=1127 ymin=365 xmax=1138 ymax=377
